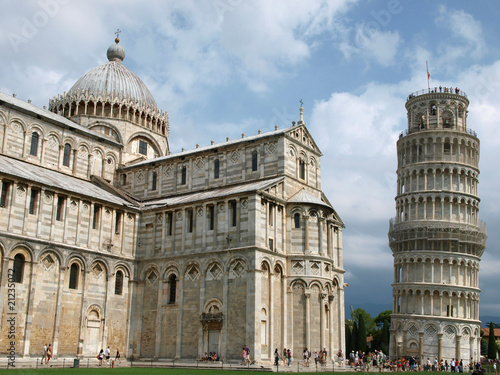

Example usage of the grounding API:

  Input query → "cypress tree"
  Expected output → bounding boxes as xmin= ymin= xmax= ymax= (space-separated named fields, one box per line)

xmin=352 ymin=321 xmax=358 ymax=351
xmin=345 ymin=322 xmax=352 ymax=354
xmin=358 ymin=313 xmax=367 ymax=353
xmin=487 ymin=322 xmax=498 ymax=360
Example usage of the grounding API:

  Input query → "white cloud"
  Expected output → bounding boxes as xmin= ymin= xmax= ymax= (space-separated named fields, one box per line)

xmin=435 ymin=6 xmax=485 ymax=57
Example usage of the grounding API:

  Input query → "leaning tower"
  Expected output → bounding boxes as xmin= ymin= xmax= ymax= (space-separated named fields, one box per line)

xmin=388 ymin=87 xmax=487 ymax=364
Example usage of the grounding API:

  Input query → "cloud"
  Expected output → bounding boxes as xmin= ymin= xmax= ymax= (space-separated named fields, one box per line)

xmin=435 ymin=6 xmax=485 ymax=58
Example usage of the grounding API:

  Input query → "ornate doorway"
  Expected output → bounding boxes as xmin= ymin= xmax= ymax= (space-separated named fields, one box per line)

xmin=201 ymin=300 xmax=223 ymax=357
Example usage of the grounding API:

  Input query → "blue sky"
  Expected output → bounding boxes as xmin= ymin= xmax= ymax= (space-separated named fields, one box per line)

xmin=1 ymin=0 xmax=499 ymax=319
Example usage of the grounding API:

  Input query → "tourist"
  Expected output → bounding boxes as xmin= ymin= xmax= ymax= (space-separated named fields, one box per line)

xmin=240 ymin=347 xmax=246 ymax=365
xmin=282 ymin=348 xmax=287 ymax=366
xmin=41 ymin=343 xmax=47 ymax=365
xmin=97 ymin=349 xmax=103 ymax=366
xmin=274 ymin=348 xmax=279 ymax=366
xmin=115 ymin=349 xmax=121 ymax=364
xmin=46 ymin=344 xmax=52 ymax=365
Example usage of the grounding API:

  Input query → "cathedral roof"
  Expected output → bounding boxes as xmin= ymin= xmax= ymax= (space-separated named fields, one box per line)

xmin=143 ymin=176 xmax=284 ymax=209
xmin=0 ymin=154 xmax=138 ymax=209
xmin=288 ymin=188 xmax=332 ymax=209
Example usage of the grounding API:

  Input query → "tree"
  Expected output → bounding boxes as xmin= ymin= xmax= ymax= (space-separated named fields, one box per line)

xmin=381 ymin=320 xmax=390 ymax=353
xmin=345 ymin=322 xmax=352 ymax=354
xmin=487 ymin=322 xmax=498 ymax=360
xmin=351 ymin=308 xmax=375 ymax=333
xmin=352 ymin=320 xmax=358 ymax=351
xmin=374 ymin=310 xmax=392 ymax=328
xmin=358 ymin=313 xmax=367 ymax=353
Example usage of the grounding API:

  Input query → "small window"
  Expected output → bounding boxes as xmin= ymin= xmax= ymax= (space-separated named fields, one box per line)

xmin=214 ymin=159 xmax=220 ymax=179
xmin=187 ymin=209 xmax=193 ymax=233
xmin=115 ymin=211 xmax=122 ymax=234
xmin=167 ymin=212 xmax=173 ymax=236
xmin=115 ymin=270 xmax=123 ymax=295
xmin=299 ymin=159 xmax=306 ymax=180
xmin=231 ymin=201 xmax=237 ymax=227
xmin=62 ymin=143 xmax=71 ymax=167
xmin=138 ymin=140 xmax=148 ymax=156
xmin=13 ymin=254 xmax=25 ymax=283
xmin=269 ymin=238 xmax=274 ymax=251
xmin=208 ymin=205 xmax=215 ymax=230
xmin=29 ymin=189 xmax=39 ymax=215
xmin=168 ymin=274 xmax=177 ymax=304
xmin=252 ymin=151 xmax=258 ymax=171
xmin=92 ymin=205 xmax=101 ymax=229
xmin=293 ymin=213 xmax=301 ymax=228
xmin=181 ymin=166 xmax=187 ymax=185
xmin=0 ymin=181 xmax=11 ymax=208
xmin=30 ymin=132 xmax=39 ymax=156
xmin=121 ymin=174 xmax=127 ymax=185
xmin=56 ymin=196 xmax=65 ymax=221
xmin=151 ymin=171 xmax=157 ymax=191
xmin=69 ymin=263 xmax=79 ymax=289
xmin=430 ymin=105 xmax=437 ymax=116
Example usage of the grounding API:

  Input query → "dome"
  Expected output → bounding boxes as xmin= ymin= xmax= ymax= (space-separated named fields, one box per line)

xmin=66 ymin=38 xmax=157 ymax=110
xmin=49 ymin=37 xmax=169 ymax=137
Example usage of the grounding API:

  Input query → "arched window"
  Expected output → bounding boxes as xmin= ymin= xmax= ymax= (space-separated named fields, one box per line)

xmin=252 ymin=151 xmax=258 ymax=171
xmin=30 ymin=132 xmax=39 ymax=156
xmin=69 ymin=263 xmax=79 ymax=289
xmin=168 ymin=274 xmax=177 ymax=304
xmin=13 ymin=254 xmax=25 ymax=283
xmin=299 ymin=159 xmax=306 ymax=180
xmin=294 ymin=213 xmax=301 ymax=228
xmin=214 ymin=159 xmax=220 ymax=179
xmin=115 ymin=270 xmax=123 ymax=295
xmin=63 ymin=143 xmax=71 ymax=167
xmin=181 ymin=166 xmax=187 ymax=185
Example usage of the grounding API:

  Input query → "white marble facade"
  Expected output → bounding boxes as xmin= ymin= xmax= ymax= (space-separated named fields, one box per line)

xmin=388 ymin=89 xmax=486 ymax=363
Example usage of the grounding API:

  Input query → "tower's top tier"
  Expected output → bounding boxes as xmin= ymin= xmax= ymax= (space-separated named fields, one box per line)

xmin=403 ymin=87 xmax=475 ymax=137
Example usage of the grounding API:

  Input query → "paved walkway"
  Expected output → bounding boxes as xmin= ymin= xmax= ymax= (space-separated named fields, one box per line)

xmin=0 ymin=356 xmax=389 ymax=372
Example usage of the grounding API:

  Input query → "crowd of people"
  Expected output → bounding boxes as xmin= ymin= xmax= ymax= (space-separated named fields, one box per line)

xmin=202 ymin=351 xmax=220 ymax=362
xmin=271 ymin=347 xmax=329 ymax=367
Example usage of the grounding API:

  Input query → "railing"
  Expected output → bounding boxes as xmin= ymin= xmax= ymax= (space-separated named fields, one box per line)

xmin=407 ymin=87 xmax=467 ymax=101
xmin=398 ymin=127 xmax=478 ymax=139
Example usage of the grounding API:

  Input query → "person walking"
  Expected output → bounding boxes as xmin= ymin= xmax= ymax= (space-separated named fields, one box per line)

xmin=241 ymin=347 xmax=247 ymax=365
xmin=41 ymin=343 xmax=47 ymax=365
xmin=46 ymin=344 xmax=52 ymax=365
xmin=97 ymin=349 xmax=104 ymax=366
xmin=274 ymin=348 xmax=279 ymax=366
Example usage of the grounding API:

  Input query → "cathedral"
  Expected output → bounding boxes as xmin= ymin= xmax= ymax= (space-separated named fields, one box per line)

xmin=0 ymin=37 xmax=346 ymax=361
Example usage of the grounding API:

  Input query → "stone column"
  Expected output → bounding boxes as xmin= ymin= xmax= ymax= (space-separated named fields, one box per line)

xmin=305 ymin=292 xmax=311 ymax=350
xmin=304 ymin=215 xmax=309 ymax=253
xmin=320 ymin=293 xmax=327 ymax=350
xmin=437 ymin=333 xmax=443 ymax=362
xmin=419 ymin=332 xmax=424 ymax=364
xmin=52 ymin=266 xmax=66 ymax=356
xmin=176 ymin=275 xmax=184 ymax=359
xmin=455 ymin=335 xmax=461 ymax=363
xmin=22 ymin=259 xmax=38 ymax=357
xmin=318 ymin=217 xmax=325 ymax=255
